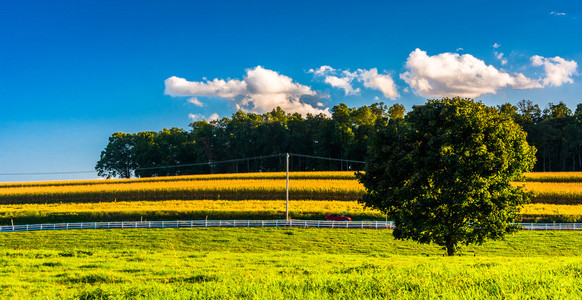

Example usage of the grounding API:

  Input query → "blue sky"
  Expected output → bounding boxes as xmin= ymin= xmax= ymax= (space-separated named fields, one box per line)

xmin=1 ymin=0 xmax=581 ymax=182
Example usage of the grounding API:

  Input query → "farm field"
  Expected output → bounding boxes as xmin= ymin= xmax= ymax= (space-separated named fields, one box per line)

xmin=1 ymin=171 xmax=582 ymax=205
xmin=1 ymin=228 xmax=582 ymax=299
xmin=1 ymin=171 xmax=582 ymax=225
xmin=2 ymin=200 xmax=582 ymax=225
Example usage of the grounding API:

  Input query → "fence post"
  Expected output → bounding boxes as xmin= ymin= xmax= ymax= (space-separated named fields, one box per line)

xmin=375 ymin=221 xmax=378 ymax=229
xmin=332 ymin=221 xmax=334 ymax=229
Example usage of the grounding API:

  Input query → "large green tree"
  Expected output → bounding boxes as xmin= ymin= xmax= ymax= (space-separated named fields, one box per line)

xmin=95 ymin=132 xmax=135 ymax=178
xmin=358 ymin=97 xmax=536 ymax=256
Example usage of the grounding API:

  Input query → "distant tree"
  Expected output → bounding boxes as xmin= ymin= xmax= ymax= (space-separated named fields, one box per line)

xmin=388 ymin=103 xmax=406 ymax=120
xmin=358 ymin=97 xmax=536 ymax=256
xmin=95 ymin=132 xmax=135 ymax=178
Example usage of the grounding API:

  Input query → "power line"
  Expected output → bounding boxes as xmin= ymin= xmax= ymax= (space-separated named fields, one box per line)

xmin=0 ymin=153 xmax=366 ymax=176
xmin=289 ymin=153 xmax=366 ymax=164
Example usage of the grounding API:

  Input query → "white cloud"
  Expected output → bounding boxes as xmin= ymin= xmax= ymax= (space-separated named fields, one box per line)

xmin=187 ymin=97 xmax=204 ymax=107
xmin=550 ymin=11 xmax=566 ymax=16
xmin=456 ymin=48 xmax=464 ymax=52
xmin=208 ymin=113 xmax=220 ymax=121
xmin=308 ymin=65 xmax=335 ymax=76
xmin=531 ymin=55 xmax=578 ymax=87
xmin=189 ymin=113 xmax=220 ymax=122
xmin=358 ymin=68 xmax=399 ymax=99
xmin=324 ymin=75 xmax=360 ymax=95
xmin=166 ymin=66 xmax=329 ymax=116
xmin=188 ymin=113 xmax=204 ymax=121
xmin=493 ymin=43 xmax=501 ymax=49
xmin=400 ymin=48 xmax=542 ymax=98
xmin=312 ymin=66 xmax=399 ymax=99
xmin=495 ymin=52 xmax=508 ymax=65
xmin=165 ymin=76 xmax=246 ymax=98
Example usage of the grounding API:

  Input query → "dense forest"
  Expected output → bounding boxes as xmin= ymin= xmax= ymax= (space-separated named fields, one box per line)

xmin=96 ymin=100 xmax=582 ymax=178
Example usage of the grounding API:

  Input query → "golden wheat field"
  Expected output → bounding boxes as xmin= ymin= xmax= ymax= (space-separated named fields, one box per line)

xmin=1 ymin=171 xmax=582 ymax=224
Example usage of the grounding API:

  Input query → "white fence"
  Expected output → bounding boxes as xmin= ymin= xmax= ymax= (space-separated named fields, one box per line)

xmin=0 ymin=220 xmax=395 ymax=233
xmin=0 ymin=220 xmax=581 ymax=233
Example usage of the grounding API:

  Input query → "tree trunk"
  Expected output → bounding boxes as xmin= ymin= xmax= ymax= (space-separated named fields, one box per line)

xmin=445 ymin=238 xmax=456 ymax=256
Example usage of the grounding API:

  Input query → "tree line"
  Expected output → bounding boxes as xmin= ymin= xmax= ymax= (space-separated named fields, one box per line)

xmin=96 ymin=100 xmax=582 ymax=178
xmin=499 ymin=100 xmax=582 ymax=172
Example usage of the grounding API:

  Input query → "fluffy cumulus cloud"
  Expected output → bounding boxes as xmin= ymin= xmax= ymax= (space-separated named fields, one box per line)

xmin=358 ymin=69 xmax=399 ymax=99
xmin=312 ymin=67 xmax=399 ymax=99
xmin=400 ymin=49 xmax=545 ymax=98
xmin=166 ymin=66 xmax=329 ymax=116
xmin=531 ymin=55 xmax=578 ymax=87
xmin=208 ymin=113 xmax=220 ymax=121
xmin=324 ymin=75 xmax=360 ymax=95
xmin=308 ymin=65 xmax=335 ymax=76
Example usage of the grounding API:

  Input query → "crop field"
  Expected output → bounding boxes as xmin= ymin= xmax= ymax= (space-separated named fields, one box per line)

xmin=0 ymin=200 xmax=384 ymax=225
xmin=1 ymin=171 xmax=582 ymax=225
xmin=2 ymin=200 xmax=582 ymax=225
xmin=1 ymin=228 xmax=582 ymax=299
xmin=1 ymin=171 xmax=582 ymax=205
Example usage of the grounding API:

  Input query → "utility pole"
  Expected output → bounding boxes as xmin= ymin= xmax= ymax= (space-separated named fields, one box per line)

xmin=286 ymin=153 xmax=289 ymax=221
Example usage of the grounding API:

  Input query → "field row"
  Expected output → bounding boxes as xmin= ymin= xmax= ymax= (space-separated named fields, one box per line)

xmin=1 ymin=200 xmax=581 ymax=225
xmin=1 ymin=179 xmax=582 ymax=205
xmin=0 ymin=171 xmax=358 ymax=188
xmin=2 ymin=171 xmax=582 ymax=189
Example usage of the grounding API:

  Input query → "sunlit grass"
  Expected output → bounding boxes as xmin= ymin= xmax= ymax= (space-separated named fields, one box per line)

xmin=1 ymin=229 xmax=582 ymax=299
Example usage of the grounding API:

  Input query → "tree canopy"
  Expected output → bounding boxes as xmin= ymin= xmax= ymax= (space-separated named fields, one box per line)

xmin=357 ymin=97 xmax=537 ymax=256
xmin=96 ymin=99 xmax=581 ymax=179
xmin=95 ymin=102 xmax=399 ymax=178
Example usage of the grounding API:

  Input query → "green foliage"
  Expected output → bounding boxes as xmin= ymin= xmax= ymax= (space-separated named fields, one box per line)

xmin=96 ymin=103 xmax=390 ymax=178
xmin=358 ymin=97 xmax=537 ymax=255
xmin=95 ymin=132 xmax=135 ymax=178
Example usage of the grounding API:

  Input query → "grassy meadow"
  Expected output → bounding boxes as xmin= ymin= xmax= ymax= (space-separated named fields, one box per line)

xmin=1 ymin=228 xmax=582 ymax=299
xmin=1 ymin=172 xmax=582 ymax=298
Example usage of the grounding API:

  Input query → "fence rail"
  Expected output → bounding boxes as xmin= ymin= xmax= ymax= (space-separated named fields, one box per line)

xmin=1 ymin=220 xmax=581 ymax=233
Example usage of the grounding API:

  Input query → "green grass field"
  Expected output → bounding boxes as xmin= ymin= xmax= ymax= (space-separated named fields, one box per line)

xmin=1 ymin=228 xmax=582 ymax=299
